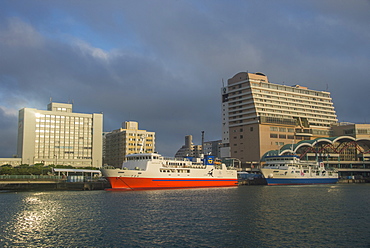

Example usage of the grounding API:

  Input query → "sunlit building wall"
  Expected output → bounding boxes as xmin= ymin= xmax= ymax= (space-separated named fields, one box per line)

xmin=221 ymin=72 xmax=338 ymax=164
xmin=17 ymin=102 xmax=103 ymax=167
xmin=104 ymin=121 xmax=155 ymax=168
xmin=331 ymin=123 xmax=370 ymax=139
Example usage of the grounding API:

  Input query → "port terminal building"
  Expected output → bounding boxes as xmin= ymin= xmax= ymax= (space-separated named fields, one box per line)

xmin=262 ymin=129 xmax=370 ymax=179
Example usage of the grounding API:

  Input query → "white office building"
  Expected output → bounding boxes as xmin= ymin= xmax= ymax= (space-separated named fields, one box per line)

xmin=17 ymin=102 xmax=103 ymax=167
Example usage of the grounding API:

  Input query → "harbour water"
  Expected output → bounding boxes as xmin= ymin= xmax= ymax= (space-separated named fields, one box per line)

xmin=0 ymin=184 xmax=369 ymax=247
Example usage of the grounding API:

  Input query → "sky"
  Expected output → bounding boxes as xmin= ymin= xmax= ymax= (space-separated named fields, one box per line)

xmin=1 ymin=0 xmax=370 ymax=158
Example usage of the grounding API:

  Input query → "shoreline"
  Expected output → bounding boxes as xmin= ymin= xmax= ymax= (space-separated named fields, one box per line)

xmin=0 ymin=177 xmax=367 ymax=191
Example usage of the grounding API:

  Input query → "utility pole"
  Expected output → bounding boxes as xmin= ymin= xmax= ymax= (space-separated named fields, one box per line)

xmin=201 ymin=131 xmax=205 ymax=155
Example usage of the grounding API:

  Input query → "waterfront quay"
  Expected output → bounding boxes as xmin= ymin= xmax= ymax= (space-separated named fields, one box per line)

xmin=0 ymin=175 xmax=110 ymax=191
xmin=1 ymin=172 xmax=368 ymax=191
xmin=237 ymin=176 xmax=369 ymax=185
xmin=237 ymin=168 xmax=370 ymax=186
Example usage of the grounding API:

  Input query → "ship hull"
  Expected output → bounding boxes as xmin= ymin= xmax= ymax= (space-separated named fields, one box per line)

xmin=265 ymin=177 xmax=339 ymax=186
xmin=106 ymin=176 xmax=238 ymax=190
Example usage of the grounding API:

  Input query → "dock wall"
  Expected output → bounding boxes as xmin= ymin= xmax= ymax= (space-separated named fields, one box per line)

xmin=0 ymin=178 xmax=111 ymax=191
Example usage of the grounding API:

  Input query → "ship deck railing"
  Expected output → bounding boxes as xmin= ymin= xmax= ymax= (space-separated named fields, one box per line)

xmin=162 ymin=156 xmax=194 ymax=161
xmin=163 ymin=164 xmax=206 ymax=169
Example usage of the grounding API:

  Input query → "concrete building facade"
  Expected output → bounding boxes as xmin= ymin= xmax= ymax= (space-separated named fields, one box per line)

xmin=104 ymin=121 xmax=155 ymax=167
xmin=331 ymin=123 xmax=370 ymax=139
xmin=221 ymin=72 xmax=338 ymax=165
xmin=17 ymin=102 xmax=103 ymax=167
xmin=203 ymin=140 xmax=222 ymax=158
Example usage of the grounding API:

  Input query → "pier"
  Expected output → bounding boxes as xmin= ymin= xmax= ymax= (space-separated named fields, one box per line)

xmin=238 ymin=178 xmax=266 ymax=185
xmin=0 ymin=175 xmax=110 ymax=191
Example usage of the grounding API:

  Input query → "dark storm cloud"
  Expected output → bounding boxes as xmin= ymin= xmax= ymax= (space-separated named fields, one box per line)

xmin=1 ymin=0 xmax=370 ymax=157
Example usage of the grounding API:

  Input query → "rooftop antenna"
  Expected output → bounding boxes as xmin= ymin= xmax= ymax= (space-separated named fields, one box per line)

xmin=49 ymin=97 xmax=52 ymax=103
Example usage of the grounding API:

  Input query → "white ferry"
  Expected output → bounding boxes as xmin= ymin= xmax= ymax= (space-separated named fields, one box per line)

xmin=101 ymin=153 xmax=238 ymax=190
xmin=261 ymin=155 xmax=338 ymax=185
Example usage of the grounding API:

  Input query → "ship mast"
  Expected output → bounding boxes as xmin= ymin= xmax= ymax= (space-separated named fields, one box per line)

xmin=139 ymin=134 xmax=145 ymax=153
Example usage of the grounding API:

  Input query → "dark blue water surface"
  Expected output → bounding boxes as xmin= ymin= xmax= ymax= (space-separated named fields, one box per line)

xmin=0 ymin=184 xmax=369 ymax=247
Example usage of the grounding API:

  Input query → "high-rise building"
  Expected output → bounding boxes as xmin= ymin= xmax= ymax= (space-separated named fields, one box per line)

xmin=17 ymin=102 xmax=103 ymax=167
xmin=221 ymin=72 xmax=338 ymax=164
xmin=104 ymin=121 xmax=155 ymax=167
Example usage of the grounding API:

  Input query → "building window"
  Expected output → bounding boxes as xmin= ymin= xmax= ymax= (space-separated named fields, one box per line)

xmin=270 ymin=134 xmax=278 ymax=138
xmin=250 ymin=127 xmax=253 ymax=131
xmin=270 ymin=127 xmax=278 ymax=131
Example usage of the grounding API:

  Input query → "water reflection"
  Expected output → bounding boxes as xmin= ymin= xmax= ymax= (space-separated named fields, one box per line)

xmin=248 ymin=185 xmax=352 ymax=247
xmin=0 ymin=185 xmax=369 ymax=247
xmin=2 ymin=192 xmax=62 ymax=246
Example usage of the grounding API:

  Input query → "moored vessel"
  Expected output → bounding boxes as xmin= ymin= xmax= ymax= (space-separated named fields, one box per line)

xmin=101 ymin=153 xmax=238 ymax=190
xmin=261 ymin=155 xmax=338 ymax=185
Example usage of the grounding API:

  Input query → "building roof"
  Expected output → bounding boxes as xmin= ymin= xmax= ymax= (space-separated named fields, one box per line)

xmin=261 ymin=136 xmax=370 ymax=161
xmin=53 ymin=168 xmax=101 ymax=174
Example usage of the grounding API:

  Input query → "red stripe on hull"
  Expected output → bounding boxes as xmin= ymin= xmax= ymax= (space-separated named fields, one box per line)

xmin=106 ymin=177 xmax=238 ymax=190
